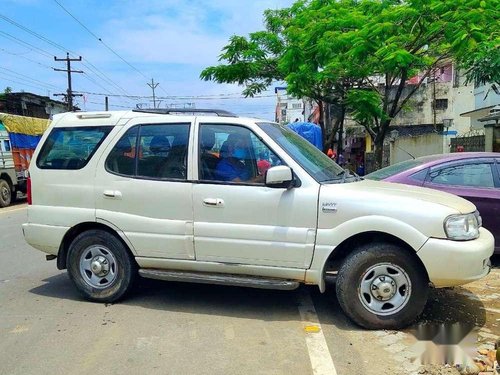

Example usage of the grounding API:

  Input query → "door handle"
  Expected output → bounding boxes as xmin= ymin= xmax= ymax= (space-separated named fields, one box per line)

xmin=203 ymin=198 xmax=224 ymax=207
xmin=103 ymin=190 xmax=122 ymax=199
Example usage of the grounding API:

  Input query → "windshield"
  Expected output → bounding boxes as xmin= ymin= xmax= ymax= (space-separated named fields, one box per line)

xmin=258 ymin=122 xmax=344 ymax=182
xmin=365 ymin=158 xmax=425 ymax=180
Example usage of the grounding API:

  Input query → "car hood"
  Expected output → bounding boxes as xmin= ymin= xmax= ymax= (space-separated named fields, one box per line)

xmin=318 ymin=179 xmax=477 ymax=240
xmin=350 ymin=179 xmax=476 ymax=214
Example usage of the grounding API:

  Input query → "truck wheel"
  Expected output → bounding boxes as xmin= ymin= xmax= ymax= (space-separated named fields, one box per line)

xmin=335 ymin=242 xmax=428 ymax=330
xmin=67 ymin=229 xmax=136 ymax=303
xmin=0 ymin=179 xmax=12 ymax=207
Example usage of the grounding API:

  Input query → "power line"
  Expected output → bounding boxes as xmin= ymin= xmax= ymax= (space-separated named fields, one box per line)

xmin=53 ymin=0 xmax=150 ymax=80
xmin=0 ymin=66 xmax=61 ymax=90
xmin=73 ymin=90 xmax=276 ymax=100
xmin=0 ymin=73 xmax=54 ymax=92
xmin=0 ymin=30 xmax=53 ymax=58
xmin=0 ymin=47 xmax=55 ymax=69
xmin=81 ymin=72 xmax=114 ymax=95
xmin=0 ymin=13 xmax=132 ymax=97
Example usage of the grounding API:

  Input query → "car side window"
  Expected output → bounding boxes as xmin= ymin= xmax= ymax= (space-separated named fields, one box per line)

xmin=198 ymin=123 xmax=280 ymax=184
xmin=106 ymin=123 xmax=190 ymax=180
xmin=428 ymin=163 xmax=494 ymax=188
xmin=106 ymin=126 xmax=138 ymax=176
xmin=137 ymin=124 xmax=189 ymax=180
xmin=37 ymin=126 xmax=113 ymax=170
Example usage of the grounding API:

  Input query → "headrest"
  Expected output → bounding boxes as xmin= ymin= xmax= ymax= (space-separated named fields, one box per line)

xmin=150 ymin=136 xmax=171 ymax=155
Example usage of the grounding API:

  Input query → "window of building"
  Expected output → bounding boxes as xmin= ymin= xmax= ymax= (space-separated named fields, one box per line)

xmin=37 ymin=126 xmax=112 ymax=169
xmin=292 ymin=103 xmax=303 ymax=109
xmin=433 ymin=99 xmax=448 ymax=110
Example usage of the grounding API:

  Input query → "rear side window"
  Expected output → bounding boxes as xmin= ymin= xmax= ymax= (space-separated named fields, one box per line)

xmin=428 ymin=163 xmax=495 ymax=188
xmin=37 ymin=126 xmax=112 ymax=170
xmin=106 ymin=123 xmax=190 ymax=180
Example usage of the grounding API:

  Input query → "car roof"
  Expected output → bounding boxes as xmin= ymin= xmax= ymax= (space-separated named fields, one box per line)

xmin=413 ymin=152 xmax=500 ymax=165
xmin=50 ymin=110 xmax=270 ymax=128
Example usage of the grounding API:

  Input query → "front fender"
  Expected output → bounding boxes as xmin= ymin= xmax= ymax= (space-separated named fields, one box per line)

xmin=306 ymin=215 xmax=429 ymax=292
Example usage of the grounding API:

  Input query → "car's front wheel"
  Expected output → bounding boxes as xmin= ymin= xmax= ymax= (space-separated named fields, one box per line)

xmin=67 ymin=229 xmax=136 ymax=302
xmin=335 ymin=242 xmax=429 ymax=329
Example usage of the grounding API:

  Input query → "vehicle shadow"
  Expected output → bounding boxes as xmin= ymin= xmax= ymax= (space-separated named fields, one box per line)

xmin=29 ymin=271 xmax=487 ymax=333
xmin=29 ymin=273 xmax=305 ymax=322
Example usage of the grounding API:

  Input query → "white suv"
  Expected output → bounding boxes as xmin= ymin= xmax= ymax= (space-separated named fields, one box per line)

xmin=23 ymin=109 xmax=494 ymax=329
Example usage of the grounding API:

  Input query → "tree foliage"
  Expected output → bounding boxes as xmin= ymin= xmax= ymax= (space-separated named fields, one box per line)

xmin=201 ymin=0 xmax=499 ymax=165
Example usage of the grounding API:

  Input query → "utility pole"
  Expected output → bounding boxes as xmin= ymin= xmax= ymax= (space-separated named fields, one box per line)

xmin=147 ymin=78 xmax=159 ymax=109
xmin=105 ymin=96 xmax=109 ymax=111
xmin=53 ymin=53 xmax=83 ymax=111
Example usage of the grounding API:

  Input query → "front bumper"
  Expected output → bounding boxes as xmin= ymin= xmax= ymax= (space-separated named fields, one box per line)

xmin=417 ymin=228 xmax=494 ymax=288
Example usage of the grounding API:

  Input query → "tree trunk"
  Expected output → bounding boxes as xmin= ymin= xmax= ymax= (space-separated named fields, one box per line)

xmin=374 ymin=119 xmax=391 ymax=170
xmin=374 ymin=140 xmax=384 ymax=171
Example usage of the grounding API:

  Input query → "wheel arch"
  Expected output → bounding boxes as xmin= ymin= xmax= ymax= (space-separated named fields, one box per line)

xmin=57 ymin=221 xmax=136 ymax=270
xmin=309 ymin=231 xmax=429 ymax=293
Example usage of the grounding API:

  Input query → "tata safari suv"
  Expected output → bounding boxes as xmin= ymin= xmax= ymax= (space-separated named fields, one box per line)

xmin=23 ymin=109 xmax=494 ymax=329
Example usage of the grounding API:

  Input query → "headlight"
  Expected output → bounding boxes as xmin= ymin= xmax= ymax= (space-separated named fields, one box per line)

xmin=444 ymin=213 xmax=479 ymax=240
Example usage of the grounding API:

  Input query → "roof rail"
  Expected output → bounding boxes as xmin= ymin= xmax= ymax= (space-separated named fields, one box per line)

xmin=132 ymin=108 xmax=238 ymax=117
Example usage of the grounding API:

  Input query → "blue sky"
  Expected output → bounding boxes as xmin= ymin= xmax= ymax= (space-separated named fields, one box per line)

xmin=0 ymin=0 xmax=294 ymax=119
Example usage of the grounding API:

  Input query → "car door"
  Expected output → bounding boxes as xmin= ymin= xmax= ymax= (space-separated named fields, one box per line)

xmin=424 ymin=158 xmax=500 ymax=250
xmin=192 ymin=121 xmax=319 ymax=269
xmin=94 ymin=119 xmax=195 ymax=260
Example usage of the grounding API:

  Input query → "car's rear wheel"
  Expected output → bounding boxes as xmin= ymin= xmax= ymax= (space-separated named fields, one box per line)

xmin=67 ymin=229 xmax=136 ymax=302
xmin=335 ymin=242 xmax=428 ymax=329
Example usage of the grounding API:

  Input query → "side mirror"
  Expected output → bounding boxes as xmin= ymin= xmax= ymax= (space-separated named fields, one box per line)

xmin=265 ymin=166 xmax=294 ymax=189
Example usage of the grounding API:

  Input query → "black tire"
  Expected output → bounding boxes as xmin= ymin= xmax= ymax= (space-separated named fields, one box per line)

xmin=335 ymin=242 xmax=428 ymax=330
xmin=0 ymin=179 xmax=12 ymax=208
xmin=67 ymin=229 xmax=136 ymax=302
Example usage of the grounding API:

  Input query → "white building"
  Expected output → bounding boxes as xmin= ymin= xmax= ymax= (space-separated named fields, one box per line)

xmin=274 ymin=87 xmax=305 ymax=124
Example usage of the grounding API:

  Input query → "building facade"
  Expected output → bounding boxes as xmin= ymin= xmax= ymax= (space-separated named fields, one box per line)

xmin=0 ymin=92 xmax=68 ymax=119
xmin=274 ymin=87 xmax=305 ymax=124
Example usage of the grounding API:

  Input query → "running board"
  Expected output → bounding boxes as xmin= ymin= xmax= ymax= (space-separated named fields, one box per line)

xmin=139 ymin=269 xmax=300 ymax=290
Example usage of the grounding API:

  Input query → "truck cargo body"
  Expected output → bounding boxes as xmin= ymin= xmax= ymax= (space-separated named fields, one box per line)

xmin=0 ymin=113 xmax=50 ymax=207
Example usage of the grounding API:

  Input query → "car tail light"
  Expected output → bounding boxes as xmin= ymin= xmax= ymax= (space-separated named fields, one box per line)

xmin=27 ymin=176 xmax=32 ymax=205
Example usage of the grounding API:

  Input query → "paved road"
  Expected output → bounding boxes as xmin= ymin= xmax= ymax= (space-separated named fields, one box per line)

xmin=0 ymin=204 xmax=498 ymax=375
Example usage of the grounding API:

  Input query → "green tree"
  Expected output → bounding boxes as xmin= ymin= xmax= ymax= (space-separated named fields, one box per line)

xmin=200 ymin=6 xmax=348 ymax=151
xmin=202 ymin=0 xmax=498 ymax=166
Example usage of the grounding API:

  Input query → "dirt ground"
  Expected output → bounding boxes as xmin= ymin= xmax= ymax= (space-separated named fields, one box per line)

xmin=411 ymin=255 xmax=500 ymax=375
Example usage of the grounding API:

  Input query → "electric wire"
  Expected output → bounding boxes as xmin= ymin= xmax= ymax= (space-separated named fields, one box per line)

xmin=0 ymin=73 xmax=54 ymax=92
xmin=0 ymin=47 xmax=55 ymax=69
xmin=74 ymin=90 xmax=276 ymax=100
xmin=53 ymin=0 xmax=150 ymax=81
xmin=0 ymin=67 xmax=61 ymax=90
xmin=0 ymin=30 xmax=53 ymax=58
xmin=0 ymin=13 xmax=133 ymax=97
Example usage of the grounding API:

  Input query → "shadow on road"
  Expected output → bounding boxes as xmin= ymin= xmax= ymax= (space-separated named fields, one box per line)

xmin=30 ymin=273 xmax=305 ymax=322
xmin=29 ymin=269 xmax=488 ymax=336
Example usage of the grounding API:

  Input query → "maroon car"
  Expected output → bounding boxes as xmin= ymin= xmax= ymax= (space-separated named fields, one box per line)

xmin=366 ymin=152 xmax=500 ymax=254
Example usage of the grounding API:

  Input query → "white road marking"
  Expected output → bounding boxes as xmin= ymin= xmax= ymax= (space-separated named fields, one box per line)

xmin=298 ymin=289 xmax=337 ymax=375
xmin=0 ymin=206 xmax=27 ymax=214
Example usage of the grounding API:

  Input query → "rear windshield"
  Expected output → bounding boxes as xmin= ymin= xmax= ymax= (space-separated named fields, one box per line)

xmin=37 ymin=126 xmax=112 ymax=169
